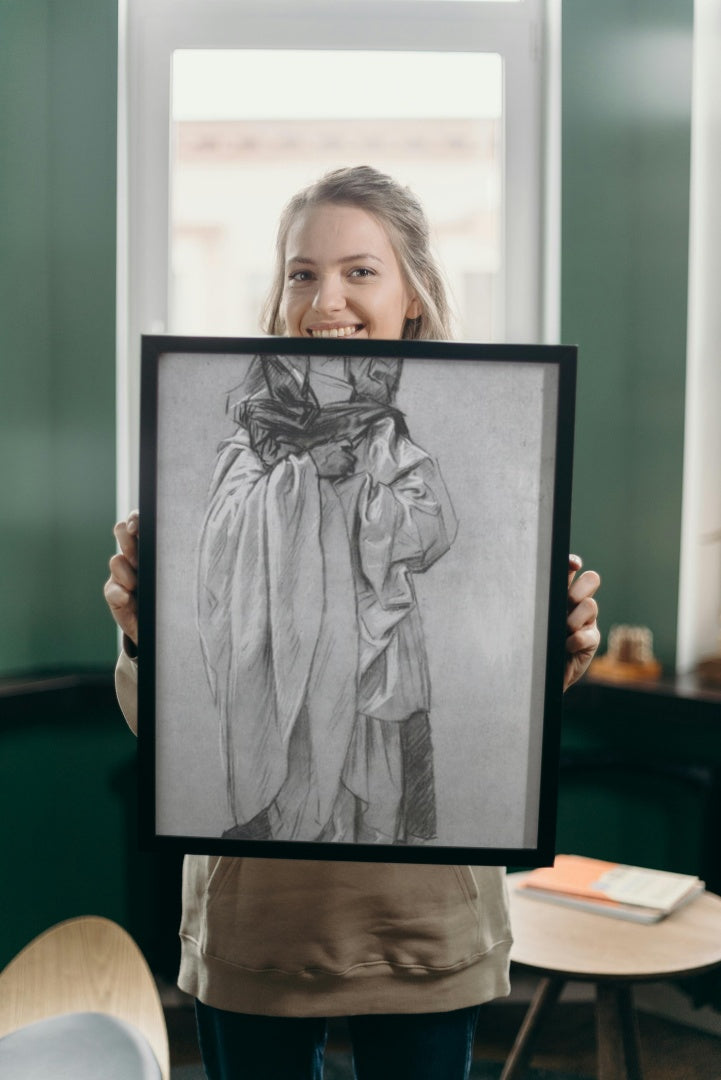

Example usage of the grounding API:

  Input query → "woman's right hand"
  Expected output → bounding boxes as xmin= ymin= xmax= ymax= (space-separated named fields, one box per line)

xmin=104 ymin=509 xmax=139 ymax=646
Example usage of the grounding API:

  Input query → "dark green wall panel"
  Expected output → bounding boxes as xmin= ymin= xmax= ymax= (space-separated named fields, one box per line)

xmin=0 ymin=697 xmax=133 ymax=965
xmin=0 ymin=683 xmax=184 ymax=976
xmin=0 ymin=2 xmax=55 ymax=669
xmin=559 ymin=682 xmax=721 ymax=888
xmin=0 ymin=0 xmax=118 ymax=675
xmin=46 ymin=1 xmax=119 ymax=667
xmin=562 ymin=0 xmax=693 ymax=669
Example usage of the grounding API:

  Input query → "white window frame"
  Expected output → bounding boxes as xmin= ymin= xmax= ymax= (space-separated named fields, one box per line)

xmin=117 ymin=0 xmax=559 ymax=511
xmin=676 ymin=0 xmax=721 ymax=674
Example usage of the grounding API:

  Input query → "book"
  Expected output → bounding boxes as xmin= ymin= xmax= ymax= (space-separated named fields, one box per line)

xmin=516 ymin=854 xmax=705 ymax=924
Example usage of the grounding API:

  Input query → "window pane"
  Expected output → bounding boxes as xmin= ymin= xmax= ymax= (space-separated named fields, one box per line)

xmin=170 ymin=49 xmax=503 ymax=340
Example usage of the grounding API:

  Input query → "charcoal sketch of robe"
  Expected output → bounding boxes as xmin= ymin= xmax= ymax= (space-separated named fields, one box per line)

xmin=197 ymin=354 xmax=457 ymax=845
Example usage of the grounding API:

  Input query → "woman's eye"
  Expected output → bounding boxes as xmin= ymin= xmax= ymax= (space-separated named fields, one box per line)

xmin=288 ymin=269 xmax=313 ymax=283
xmin=349 ymin=267 xmax=375 ymax=279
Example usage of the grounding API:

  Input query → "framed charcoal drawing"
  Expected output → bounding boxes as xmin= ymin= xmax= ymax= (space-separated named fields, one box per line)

xmin=138 ymin=336 xmax=576 ymax=865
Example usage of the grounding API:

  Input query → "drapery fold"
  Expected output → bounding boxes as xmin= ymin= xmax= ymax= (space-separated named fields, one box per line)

xmin=198 ymin=430 xmax=358 ymax=829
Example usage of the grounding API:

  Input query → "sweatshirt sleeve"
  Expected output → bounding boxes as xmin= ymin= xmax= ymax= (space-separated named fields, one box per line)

xmin=115 ymin=645 xmax=138 ymax=736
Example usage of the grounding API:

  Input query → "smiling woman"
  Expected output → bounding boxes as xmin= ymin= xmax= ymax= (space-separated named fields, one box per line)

xmin=263 ymin=166 xmax=452 ymax=341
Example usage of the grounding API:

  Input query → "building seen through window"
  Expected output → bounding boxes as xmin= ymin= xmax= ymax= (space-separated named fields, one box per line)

xmin=170 ymin=50 xmax=503 ymax=341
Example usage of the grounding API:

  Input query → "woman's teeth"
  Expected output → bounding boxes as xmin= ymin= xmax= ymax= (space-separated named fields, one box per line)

xmin=310 ymin=325 xmax=360 ymax=338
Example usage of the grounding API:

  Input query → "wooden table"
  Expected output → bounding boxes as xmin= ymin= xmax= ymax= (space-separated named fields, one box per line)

xmin=503 ymin=873 xmax=721 ymax=1080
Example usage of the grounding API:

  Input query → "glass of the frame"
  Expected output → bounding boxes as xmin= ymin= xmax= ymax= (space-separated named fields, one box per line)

xmin=138 ymin=336 xmax=576 ymax=866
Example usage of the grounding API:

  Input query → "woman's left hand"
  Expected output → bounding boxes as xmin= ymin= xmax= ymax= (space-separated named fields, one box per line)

xmin=564 ymin=555 xmax=601 ymax=691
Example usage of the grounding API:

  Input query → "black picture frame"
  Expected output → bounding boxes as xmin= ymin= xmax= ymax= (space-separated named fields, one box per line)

xmin=138 ymin=335 xmax=576 ymax=866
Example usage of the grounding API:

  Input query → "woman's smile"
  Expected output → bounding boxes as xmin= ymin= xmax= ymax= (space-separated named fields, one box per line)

xmin=306 ymin=323 xmax=365 ymax=339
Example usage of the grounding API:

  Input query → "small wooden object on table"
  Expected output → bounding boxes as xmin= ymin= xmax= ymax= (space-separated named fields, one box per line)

xmin=590 ymin=624 xmax=662 ymax=684
xmin=503 ymin=872 xmax=721 ymax=1080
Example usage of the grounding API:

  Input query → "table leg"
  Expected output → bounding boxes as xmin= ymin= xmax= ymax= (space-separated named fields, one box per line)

xmin=500 ymin=976 xmax=565 ymax=1080
xmin=596 ymin=982 xmax=643 ymax=1080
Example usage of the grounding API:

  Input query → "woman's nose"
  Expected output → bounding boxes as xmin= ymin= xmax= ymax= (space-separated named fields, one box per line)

xmin=312 ymin=274 xmax=345 ymax=315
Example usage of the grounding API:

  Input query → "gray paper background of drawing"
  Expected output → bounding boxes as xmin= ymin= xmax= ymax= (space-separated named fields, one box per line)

xmin=154 ymin=352 xmax=558 ymax=848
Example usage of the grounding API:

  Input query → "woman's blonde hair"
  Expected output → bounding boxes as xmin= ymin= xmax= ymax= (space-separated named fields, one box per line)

xmin=262 ymin=165 xmax=454 ymax=341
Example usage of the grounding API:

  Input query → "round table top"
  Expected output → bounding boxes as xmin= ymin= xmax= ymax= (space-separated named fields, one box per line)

xmin=508 ymin=871 xmax=721 ymax=981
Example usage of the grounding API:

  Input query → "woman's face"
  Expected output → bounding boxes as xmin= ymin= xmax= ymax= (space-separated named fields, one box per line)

xmin=280 ymin=203 xmax=421 ymax=341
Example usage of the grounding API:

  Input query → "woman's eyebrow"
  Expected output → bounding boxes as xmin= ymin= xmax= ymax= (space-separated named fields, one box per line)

xmin=339 ymin=253 xmax=384 ymax=264
xmin=286 ymin=253 xmax=384 ymax=266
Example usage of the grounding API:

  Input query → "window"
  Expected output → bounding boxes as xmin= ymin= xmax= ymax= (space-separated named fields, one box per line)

xmin=170 ymin=49 xmax=503 ymax=340
xmin=118 ymin=0 xmax=557 ymax=509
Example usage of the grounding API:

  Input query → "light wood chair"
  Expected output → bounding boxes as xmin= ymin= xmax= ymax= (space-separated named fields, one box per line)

xmin=0 ymin=915 xmax=169 ymax=1079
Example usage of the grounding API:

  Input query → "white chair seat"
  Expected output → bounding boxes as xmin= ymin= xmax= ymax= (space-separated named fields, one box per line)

xmin=0 ymin=1011 xmax=163 ymax=1079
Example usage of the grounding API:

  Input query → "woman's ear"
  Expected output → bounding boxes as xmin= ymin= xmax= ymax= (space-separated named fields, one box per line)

xmin=406 ymin=296 xmax=422 ymax=320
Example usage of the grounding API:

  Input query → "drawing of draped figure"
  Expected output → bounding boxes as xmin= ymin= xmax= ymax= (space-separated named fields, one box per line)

xmin=197 ymin=353 xmax=457 ymax=844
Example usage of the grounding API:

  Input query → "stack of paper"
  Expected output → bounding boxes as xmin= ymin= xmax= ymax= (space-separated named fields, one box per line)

xmin=517 ymin=854 xmax=705 ymax=923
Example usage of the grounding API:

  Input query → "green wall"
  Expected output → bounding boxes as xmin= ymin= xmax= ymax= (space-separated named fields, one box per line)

xmin=0 ymin=2 xmax=694 ymax=675
xmin=0 ymin=0 xmax=692 ymax=676
xmin=0 ymin=0 xmax=132 ymax=969
xmin=0 ymin=682 xmax=183 ymax=974
xmin=563 ymin=0 xmax=693 ymax=669
xmin=0 ymin=0 xmax=118 ymax=675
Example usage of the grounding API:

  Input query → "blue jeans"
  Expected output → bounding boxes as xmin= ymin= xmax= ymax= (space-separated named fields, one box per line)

xmin=195 ymin=1000 xmax=481 ymax=1080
